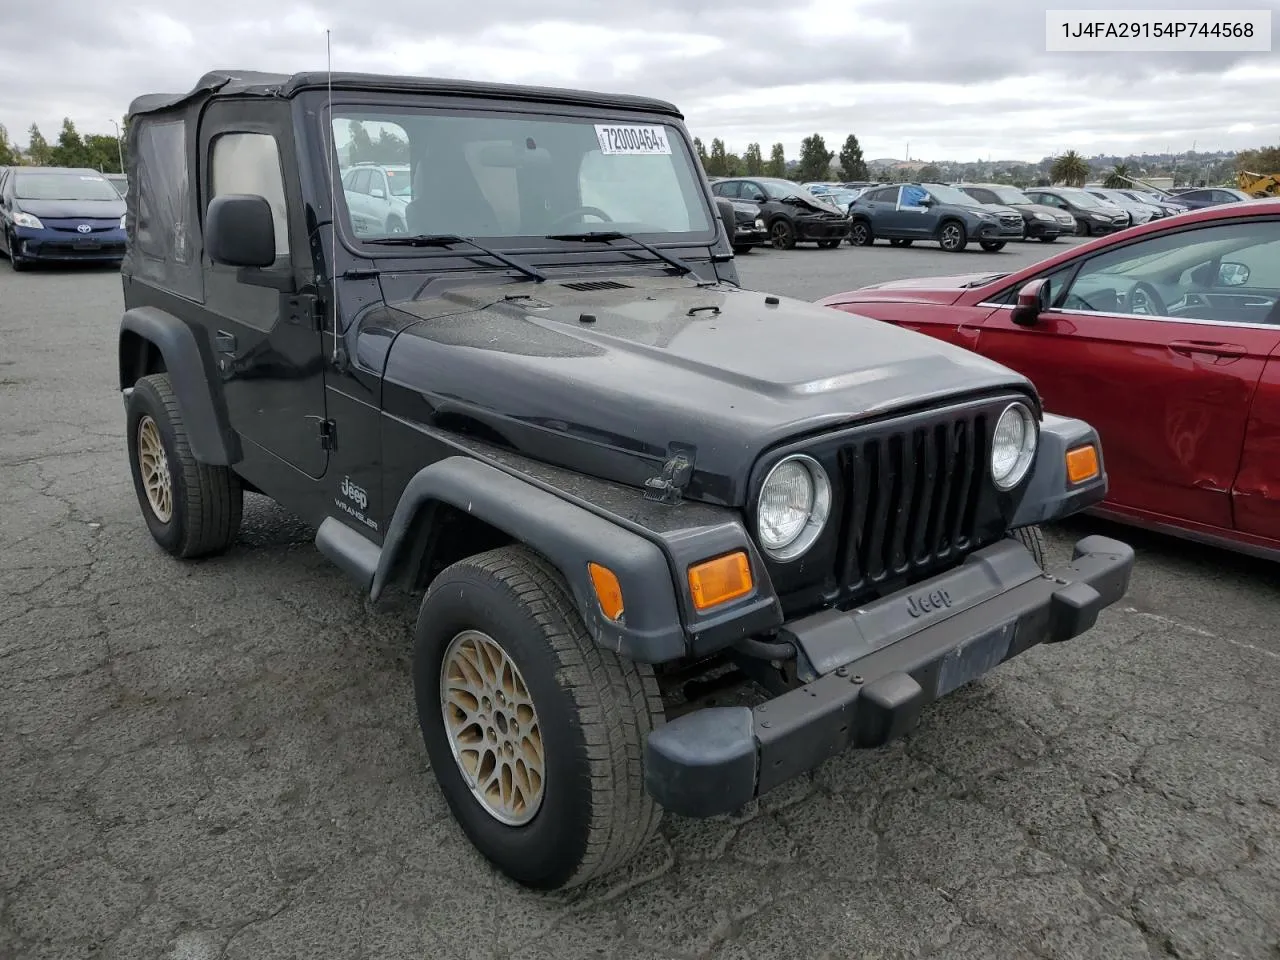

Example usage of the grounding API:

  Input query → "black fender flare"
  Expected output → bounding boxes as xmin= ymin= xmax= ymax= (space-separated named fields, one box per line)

xmin=372 ymin=456 xmax=688 ymax=663
xmin=118 ymin=306 xmax=235 ymax=466
xmin=1010 ymin=412 xmax=1110 ymax=528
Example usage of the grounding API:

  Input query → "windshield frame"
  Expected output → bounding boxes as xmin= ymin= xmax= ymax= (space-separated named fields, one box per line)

xmin=315 ymin=98 xmax=720 ymax=257
xmin=13 ymin=172 xmax=123 ymax=202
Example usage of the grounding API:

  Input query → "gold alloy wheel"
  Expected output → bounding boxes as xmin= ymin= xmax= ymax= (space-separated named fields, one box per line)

xmin=440 ymin=629 xmax=546 ymax=826
xmin=137 ymin=415 xmax=173 ymax=523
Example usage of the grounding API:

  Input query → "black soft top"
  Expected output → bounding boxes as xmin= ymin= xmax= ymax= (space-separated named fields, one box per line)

xmin=127 ymin=69 xmax=683 ymax=120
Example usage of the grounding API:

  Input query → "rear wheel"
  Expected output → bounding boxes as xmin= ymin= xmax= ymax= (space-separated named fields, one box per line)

xmin=848 ymin=220 xmax=874 ymax=246
xmin=125 ymin=373 xmax=243 ymax=558
xmin=412 ymin=545 xmax=664 ymax=891
xmin=770 ymin=219 xmax=796 ymax=250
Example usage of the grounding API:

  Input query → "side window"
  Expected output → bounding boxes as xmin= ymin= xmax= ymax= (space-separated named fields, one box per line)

xmin=351 ymin=168 xmax=370 ymax=194
xmin=868 ymin=187 xmax=898 ymax=203
xmin=715 ymin=180 xmax=741 ymax=199
xmin=742 ymin=182 xmax=768 ymax=202
xmin=1057 ymin=220 xmax=1280 ymax=320
xmin=131 ymin=117 xmax=200 ymax=299
xmin=370 ymin=170 xmax=388 ymax=199
xmin=210 ymin=132 xmax=289 ymax=258
xmin=900 ymin=185 xmax=928 ymax=207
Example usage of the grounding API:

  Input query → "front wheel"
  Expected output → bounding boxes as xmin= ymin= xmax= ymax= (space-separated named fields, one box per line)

xmin=938 ymin=221 xmax=969 ymax=252
xmin=412 ymin=545 xmax=664 ymax=891
xmin=770 ymin=219 xmax=796 ymax=250
xmin=848 ymin=220 xmax=874 ymax=246
xmin=1009 ymin=525 xmax=1047 ymax=569
xmin=979 ymin=240 xmax=1006 ymax=252
xmin=7 ymin=231 xmax=29 ymax=271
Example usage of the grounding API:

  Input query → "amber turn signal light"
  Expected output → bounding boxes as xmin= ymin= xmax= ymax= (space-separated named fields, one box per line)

xmin=588 ymin=562 xmax=625 ymax=621
xmin=688 ymin=551 xmax=754 ymax=611
xmin=1066 ymin=444 xmax=1099 ymax=484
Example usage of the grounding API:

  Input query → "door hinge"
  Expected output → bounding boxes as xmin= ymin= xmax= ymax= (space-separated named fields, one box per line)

xmin=644 ymin=447 xmax=695 ymax=503
xmin=318 ymin=419 xmax=337 ymax=450
xmin=288 ymin=293 xmax=324 ymax=331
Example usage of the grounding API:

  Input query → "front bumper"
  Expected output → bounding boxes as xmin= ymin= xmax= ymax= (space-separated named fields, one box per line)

xmin=11 ymin=225 xmax=126 ymax=262
xmin=733 ymin=225 xmax=768 ymax=245
xmin=1024 ymin=219 xmax=1064 ymax=238
xmin=644 ymin=533 xmax=1134 ymax=817
xmin=795 ymin=217 xmax=852 ymax=241
xmin=975 ymin=221 xmax=1024 ymax=240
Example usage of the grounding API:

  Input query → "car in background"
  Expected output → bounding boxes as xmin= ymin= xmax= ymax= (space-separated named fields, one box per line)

xmin=1166 ymin=186 xmax=1257 ymax=210
xmin=725 ymin=198 xmax=767 ymax=253
xmin=1115 ymin=188 xmax=1188 ymax=216
xmin=815 ymin=185 xmax=864 ymax=211
xmin=1023 ymin=186 xmax=1129 ymax=236
xmin=710 ymin=176 xmax=851 ymax=249
xmin=1086 ymin=187 xmax=1159 ymax=224
xmin=341 ymin=161 xmax=412 ymax=235
xmin=955 ymin=182 xmax=1076 ymax=242
xmin=104 ymin=173 xmax=129 ymax=197
xmin=847 ymin=181 xmax=1025 ymax=252
xmin=817 ymin=198 xmax=1280 ymax=561
xmin=0 ymin=165 xmax=127 ymax=270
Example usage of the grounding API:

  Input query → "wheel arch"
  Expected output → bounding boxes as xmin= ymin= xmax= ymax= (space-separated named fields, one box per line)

xmin=320 ymin=456 xmax=689 ymax=663
xmin=118 ymin=307 xmax=238 ymax=466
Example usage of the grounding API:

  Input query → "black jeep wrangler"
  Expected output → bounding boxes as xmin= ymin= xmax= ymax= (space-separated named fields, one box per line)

xmin=117 ymin=69 xmax=1134 ymax=891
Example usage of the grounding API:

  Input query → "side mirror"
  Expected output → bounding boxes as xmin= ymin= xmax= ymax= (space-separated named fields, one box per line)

xmin=206 ymin=194 xmax=276 ymax=269
xmin=919 ymin=197 xmax=935 ymax=206
xmin=714 ymin=197 xmax=737 ymax=246
xmin=370 ymin=187 xmax=386 ymax=200
xmin=1218 ymin=261 xmax=1250 ymax=286
xmin=1012 ymin=278 xmax=1052 ymax=326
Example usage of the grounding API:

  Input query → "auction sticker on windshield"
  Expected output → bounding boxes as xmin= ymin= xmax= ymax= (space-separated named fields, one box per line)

xmin=594 ymin=125 xmax=672 ymax=155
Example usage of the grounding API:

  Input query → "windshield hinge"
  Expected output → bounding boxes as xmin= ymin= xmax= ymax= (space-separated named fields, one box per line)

xmin=644 ymin=447 xmax=696 ymax=504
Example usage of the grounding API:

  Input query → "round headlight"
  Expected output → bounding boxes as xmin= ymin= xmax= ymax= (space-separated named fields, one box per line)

xmin=991 ymin=402 xmax=1037 ymax=490
xmin=756 ymin=455 xmax=832 ymax=561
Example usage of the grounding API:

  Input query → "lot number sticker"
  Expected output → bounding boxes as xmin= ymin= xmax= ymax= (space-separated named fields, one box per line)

xmin=595 ymin=124 xmax=672 ymax=155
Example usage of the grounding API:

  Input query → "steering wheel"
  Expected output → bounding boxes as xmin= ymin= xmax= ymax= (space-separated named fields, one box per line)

xmin=1128 ymin=281 xmax=1168 ymax=317
xmin=550 ymin=206 xmax=614 ymax=230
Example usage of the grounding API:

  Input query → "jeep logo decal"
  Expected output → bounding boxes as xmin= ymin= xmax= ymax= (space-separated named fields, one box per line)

xmin=906 ymin=587 xmax=952 ymax=618
xmin=340 ymin=476 xmax=368 ymax=511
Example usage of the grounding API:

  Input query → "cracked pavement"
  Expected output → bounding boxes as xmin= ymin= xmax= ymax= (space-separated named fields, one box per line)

xmin=2 ymin=246 xmax=1278 ymax=960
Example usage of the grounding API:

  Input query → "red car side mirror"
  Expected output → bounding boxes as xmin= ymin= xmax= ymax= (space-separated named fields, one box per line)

xmin=1012 ymin=278 xmax=1051 ymax=326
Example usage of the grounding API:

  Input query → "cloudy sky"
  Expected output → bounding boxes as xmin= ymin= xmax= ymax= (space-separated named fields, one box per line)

xmin=3 ymin=0 xmax=1278 ymax=163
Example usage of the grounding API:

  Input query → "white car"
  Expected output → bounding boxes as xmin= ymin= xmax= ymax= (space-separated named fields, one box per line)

xmin=341 ymin=163 xmax=412 ymax=236
xmin=1086 ymin=187 xmax=1159 ymax=224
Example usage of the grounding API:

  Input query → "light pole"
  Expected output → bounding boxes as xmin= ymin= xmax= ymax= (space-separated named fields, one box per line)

xmin=109 ymin=119 xmax=124 ymax=173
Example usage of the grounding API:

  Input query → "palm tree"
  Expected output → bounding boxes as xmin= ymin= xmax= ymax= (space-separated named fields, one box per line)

xmin=1050 ymin=151 xmax=1090 ymax=187
xmin=1103 ymin=163 xmax=1132 ymax=189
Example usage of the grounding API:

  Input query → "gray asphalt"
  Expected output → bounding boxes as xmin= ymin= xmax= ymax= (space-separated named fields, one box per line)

xmin=2 ymin=237 xmax=1278 ymax=960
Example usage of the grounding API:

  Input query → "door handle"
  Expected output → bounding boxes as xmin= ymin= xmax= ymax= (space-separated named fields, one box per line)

xmin=1168 ymin=339 xmax=1245 ymax=359
xmin=215 ymin=331 xmax=237 ymax=353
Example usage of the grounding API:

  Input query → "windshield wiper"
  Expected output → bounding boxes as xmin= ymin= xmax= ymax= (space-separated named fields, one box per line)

xmin=544 ymin=231 xmax=695 ymax=276
xmin=364 ymin=234 xmax=546 ymax=283
xmin=961 ymin=273 xmax=1009 ymax=287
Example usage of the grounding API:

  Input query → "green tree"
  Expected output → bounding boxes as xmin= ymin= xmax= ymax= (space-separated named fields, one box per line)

xmin=27 ymin=124 xmax=52 ymax=165
xmin=795 ymin=133 xmax=834 ymax=182
xmin=917 ymin=163 xmax=943 ymax=182
xmin=1050 ymin=150 xmax=1089 ymax=187
xmin=1103 ymin=162 xmax=1132 ymax=188
xmin=49 ymin=117 xmax=86 ymax=167
xmin=724 ymin=152 xmax=745 ymax=176
xmin=766 ymin=142 xmax=786 ymax=178
xmin=373 ymin=129 xmax=408 ymax=163
xmin=348 ymin=121 xmax=374 ymax=164
xmin=692 ymin=136 xmax=709 ymax=169
xmin=743 ymin=142 xmax=764 ymax=175
xmin=706 ymin=137 xmax=728 ymax=176
xmin=0 ymin=125 xmax=16 ymax=167
xmin=837 ymin=134 xmax=867 ymax=181
xmin=84 ymin=134 xmax=123 ymax=173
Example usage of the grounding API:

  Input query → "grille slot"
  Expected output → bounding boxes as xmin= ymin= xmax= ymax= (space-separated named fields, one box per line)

xmin=834 ymin=412 xmax=987 ymax=591
xmin=560 ymin=279 xmax=632 ymax=291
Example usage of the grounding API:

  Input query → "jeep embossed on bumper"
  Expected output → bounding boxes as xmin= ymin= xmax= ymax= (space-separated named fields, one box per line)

xmin=643 ymin=533 xmax=1134 ymax=818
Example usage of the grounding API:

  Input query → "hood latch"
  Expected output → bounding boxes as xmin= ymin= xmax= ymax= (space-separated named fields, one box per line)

xmin=644 ymin=446 xmax=696 ymax=504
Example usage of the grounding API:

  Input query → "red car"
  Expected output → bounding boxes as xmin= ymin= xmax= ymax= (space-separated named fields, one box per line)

xmin=819 ymin=199 xmax=1280 ymax=561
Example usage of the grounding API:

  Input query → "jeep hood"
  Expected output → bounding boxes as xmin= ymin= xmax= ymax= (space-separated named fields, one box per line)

xmin=372 ymin=275 xmax=1031 ymax=505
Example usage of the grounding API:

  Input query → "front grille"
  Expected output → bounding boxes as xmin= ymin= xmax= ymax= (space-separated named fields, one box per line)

xmin=832 ymin=409 xmax=989 ymax=593
xmin=999 ymin=215 xmax=1021 ymax=228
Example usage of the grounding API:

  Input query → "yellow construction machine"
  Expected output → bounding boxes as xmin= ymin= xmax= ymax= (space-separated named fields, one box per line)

xmin=1238 ymin=170 xmax=1280 ymax=198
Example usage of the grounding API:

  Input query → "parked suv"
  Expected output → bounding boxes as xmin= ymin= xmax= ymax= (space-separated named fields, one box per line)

xmin=341 ymin=161 xmax=412 ymax=235
xmin=1023 ymin=186 xmax=1129 ymax=235
xmin=955 ymin=183 xmax=1076 ymax=242
xmin=848 ymin=182 xmax=1025 ymax=252
xmin=117 ymin=68 xmax=1133 ymax=892
xmin=710 ymin=176 xmax=850 ymax=248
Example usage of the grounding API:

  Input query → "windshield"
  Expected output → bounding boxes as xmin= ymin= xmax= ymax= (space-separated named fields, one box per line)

xmin=330 ymin=109 xmax=712 ymax=241
xmin=1058 ymin=188 xmax=1106 ymax=209
xmin=757 ymin=179 xmax=805 ymax=199
xmin=924 ymin=184 xmax=982 ymax=206
xmin=822 ymin=187 xmax=859 ymax=205
xmin=987 ymin=186 xmax=1031 ymax=204
xmin=14 ymin=173 xmax=122 ymax=202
